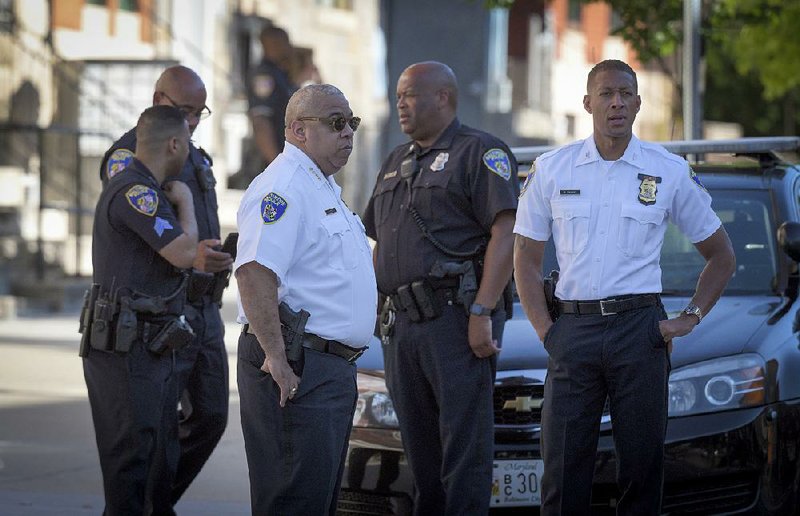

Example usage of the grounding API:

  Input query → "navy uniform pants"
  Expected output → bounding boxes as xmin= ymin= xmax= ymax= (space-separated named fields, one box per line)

xmin=384 ymin=304 xmax=504 ymax=516
xmin=170 ymin=299 xmax=229 ymax=504
xmin=83 ymin=342 xmax=178 ymax=516
xmin=540 ymin=303 xmax=670 ymax=516
xmin=237 ymin=332 xmax=358 ymax=515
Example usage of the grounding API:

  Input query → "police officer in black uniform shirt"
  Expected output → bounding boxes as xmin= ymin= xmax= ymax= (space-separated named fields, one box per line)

xmin=363 ymin=61 xmax=519 ymax=515
xmin=83 ymin=105 xmax=198 ymax=515
xmin=98 ymin=66 xmax=232 ymax=507
xmin=230 ymin=25 xmax=297 ymax=189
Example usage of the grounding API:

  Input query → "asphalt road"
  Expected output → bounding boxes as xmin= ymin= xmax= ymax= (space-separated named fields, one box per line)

xmin=0 ymin=292 xmax=252 ymax=515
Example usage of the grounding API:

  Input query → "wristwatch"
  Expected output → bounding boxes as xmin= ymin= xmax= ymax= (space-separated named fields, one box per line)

xmin=469 ymin=303 xmax=492 ymax=317
xmin=682 ymin=304 xmax=703 ymax=323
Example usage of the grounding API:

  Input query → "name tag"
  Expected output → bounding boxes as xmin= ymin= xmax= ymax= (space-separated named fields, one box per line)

xmin=325 ymin=208 xmax=337 ymax=215
xmin=560 ymin=189 xmax=581 ymax=195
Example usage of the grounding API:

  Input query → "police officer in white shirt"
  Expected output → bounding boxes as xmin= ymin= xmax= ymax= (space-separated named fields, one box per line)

xmin=234 ymin=83 xmax=377 ymax=515
xmin=513 ymin=60 xmax=736 ymax=515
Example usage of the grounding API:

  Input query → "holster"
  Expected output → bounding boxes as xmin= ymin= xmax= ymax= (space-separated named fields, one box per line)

xmin=187 ymin=270 xmax=215 ymax=304
xmin=543 ymin=269 xmax=560 ymax=321
xmin=90 ymin=293 xmax=117 ymax=352
xmin=147 ymin=315 xmax=195 ymax=355
xmin=78 ymin=284 xmax=100 ymax=357
xmin=278 ymin=302 xmax=310 ymax=374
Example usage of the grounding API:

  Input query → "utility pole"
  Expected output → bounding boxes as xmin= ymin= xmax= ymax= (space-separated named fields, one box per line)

xmin=683 ymin=0 xmax=702 ymax=140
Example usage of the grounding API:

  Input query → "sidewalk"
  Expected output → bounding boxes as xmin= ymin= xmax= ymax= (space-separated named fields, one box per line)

xmin=0 ymin=288 xmax=252 ymax=515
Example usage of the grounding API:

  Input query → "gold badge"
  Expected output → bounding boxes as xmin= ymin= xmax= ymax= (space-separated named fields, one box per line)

xmin=637 ymin=173 xmax=662 ymax=206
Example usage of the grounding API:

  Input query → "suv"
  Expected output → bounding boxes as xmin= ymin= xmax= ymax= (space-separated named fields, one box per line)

xmin=337 ymin=137 xmax=800 ymax=515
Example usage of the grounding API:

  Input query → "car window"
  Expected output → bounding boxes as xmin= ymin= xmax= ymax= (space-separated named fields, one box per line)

xmin=661 ymin=189 xmax=776 ymax=295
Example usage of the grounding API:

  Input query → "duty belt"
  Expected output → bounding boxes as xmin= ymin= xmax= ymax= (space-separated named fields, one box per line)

xmin=242 ymin=324 xmax=366 ymax=363
xmin=557 ymin=294 xmax=660 ymax=316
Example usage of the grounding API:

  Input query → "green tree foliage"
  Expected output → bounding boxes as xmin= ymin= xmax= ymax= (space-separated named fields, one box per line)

xmin=579 ymin=0 xmax=799 ymax=135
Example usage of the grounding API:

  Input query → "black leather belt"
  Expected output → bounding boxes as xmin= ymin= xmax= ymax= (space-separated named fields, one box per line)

xmin=557 ymin=294 xmax=660 ymax=316
xmin=242 ymin=324 xmax=366 ymax=363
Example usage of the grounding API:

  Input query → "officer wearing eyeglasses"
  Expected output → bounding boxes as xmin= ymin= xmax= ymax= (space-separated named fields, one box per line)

xmin=98 ymin=65 xmax=232 ymax=510
xmin=363 ymin=61 xmax=519 ymax=514
xmin=234 ymin=83 xmax=376 ymax=515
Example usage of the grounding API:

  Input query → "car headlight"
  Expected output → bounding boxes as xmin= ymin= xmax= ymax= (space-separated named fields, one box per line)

xmin=668 ymin=353 xmax=766 ymax=417
xmin=353 ymin=386 xmax=399 ymax=428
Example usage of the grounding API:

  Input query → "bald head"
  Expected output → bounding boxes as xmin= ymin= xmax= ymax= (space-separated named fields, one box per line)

xmin=285 ymin=83 xmax=346 ymax=128
xmin=155 ymin=66 xmax=205 ymax=98
xmin=153 ymin=65 xmax=208 ymax=134
xmin=402 ymin=61 xmax=458 ymax=110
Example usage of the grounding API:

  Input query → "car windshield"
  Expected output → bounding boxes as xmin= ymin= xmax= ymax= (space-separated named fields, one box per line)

xmin=534 ymin=189 xmax=777 ymax=297
xmin=662 ymin=189 xmax=776 ymax=295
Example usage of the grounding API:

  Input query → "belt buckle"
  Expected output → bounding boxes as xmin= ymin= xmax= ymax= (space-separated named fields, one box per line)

xmin=348 ymin=346 xmax=367 ymax=363
xmin=600 ymin=299 xmax=617 ymax=316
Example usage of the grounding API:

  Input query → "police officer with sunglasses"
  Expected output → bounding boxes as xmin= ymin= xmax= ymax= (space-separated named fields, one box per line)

xmin=234 ymin=83 xmax=376 ymax=515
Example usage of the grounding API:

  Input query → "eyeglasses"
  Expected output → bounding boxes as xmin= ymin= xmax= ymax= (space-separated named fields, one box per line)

xmin=159 ymin=91 xmax=212 ymax=120
xmin=297 ymin=115 xmax=361 ymax=133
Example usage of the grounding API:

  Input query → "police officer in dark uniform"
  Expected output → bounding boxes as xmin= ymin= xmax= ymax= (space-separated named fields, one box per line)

xmin=82 ymin=105 xmax=198 ymax=515
xmin=98 ymin=65 xmax=232 ymax=507
xmin=230 ymin=25 xmax=297 ymax=189
xmin=363 ymin=61 xmax=519 ymax=515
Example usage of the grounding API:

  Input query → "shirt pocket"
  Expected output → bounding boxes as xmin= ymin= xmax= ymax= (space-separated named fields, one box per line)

xmin=373 ymin=175 xmax=402 ymax=226
xmin=616 ymin=204 xmax=666 ymax=258
xmin=320 ymin=215 xmax=358 ymax=270
xmin=412 ymin=169 xmax=451 ymax=220
xmin=551 ymin=199 xmax=591 ymax=255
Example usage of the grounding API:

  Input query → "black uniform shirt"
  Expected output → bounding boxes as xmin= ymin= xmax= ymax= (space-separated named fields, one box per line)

xmin=363 ymin=119 xmax=519 ymax=294
xmin=92 ymin=159 xmax=186 ymax=298
xmin=99 ymin=129 xmax=220 ymax=242
xmin=246 ymin=58 xmax=296 ymax=155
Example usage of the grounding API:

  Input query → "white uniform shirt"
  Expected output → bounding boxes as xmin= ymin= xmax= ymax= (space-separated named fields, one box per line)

xmin=514 ymin=135 xmax=721 ymax=301
xmin=234 ymin=142 xmax=377 ymax=347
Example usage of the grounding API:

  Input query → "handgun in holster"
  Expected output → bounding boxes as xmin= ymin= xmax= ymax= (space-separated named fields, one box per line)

xmin=78 ymin=284 xmax=100 ymax=357
xmin=148 ymin=315 xmax=195 ymax=355
xmin=278 ymin=302 xmax=310 ymax=368
xmin=543 ymin=269 xmax=560 ymax=321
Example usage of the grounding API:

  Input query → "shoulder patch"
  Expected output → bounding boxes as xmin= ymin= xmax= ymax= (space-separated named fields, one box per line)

xmin=252 ymin=74 xmax=275 ymax=98
xmin=261 ymin=192 xmax=288 ymax=224
xmin=520 ymin=161 xmax=536 ymax=197
xmin=483 ymin=148 xmax=511 ymax=180
xmin=125 ymin=185 xmax=159 ymax=216
xmin=107 ymin=148 xmax=134 ymax=179
xmin=689 ymin=166 xmax=706 ymax=191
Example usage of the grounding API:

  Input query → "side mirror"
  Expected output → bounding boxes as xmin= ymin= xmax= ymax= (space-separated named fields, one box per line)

xmin=777 ymin=222 xmax=800 ymax=262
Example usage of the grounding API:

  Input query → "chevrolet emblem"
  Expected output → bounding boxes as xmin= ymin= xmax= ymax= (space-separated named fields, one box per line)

xmin=503 ymin=396 xmax=544 ymax=412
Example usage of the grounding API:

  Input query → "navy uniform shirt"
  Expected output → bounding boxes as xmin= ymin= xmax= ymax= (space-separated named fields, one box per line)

xmin=99 ymin=129 xmax=221 ymax=243
xmin=92 ymin=159 xmax=187 ymax=298
xmin=363 ymin=119 xmax=519 ymax=294
xmin=246 ymin=58 xmax=296 ymax=156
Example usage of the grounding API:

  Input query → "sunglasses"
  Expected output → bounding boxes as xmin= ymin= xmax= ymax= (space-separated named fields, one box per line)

xmin=297 ymin=115 xmax=361 ymax=132
xmin=159 ymin=91 xmax=212 ymax=120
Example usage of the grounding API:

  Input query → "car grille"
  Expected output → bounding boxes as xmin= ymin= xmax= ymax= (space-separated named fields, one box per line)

xmin=661 ymin=473 xmax=759 ymax=514
xmin=337 ymin=489 xmax=412 ymax=516
xmin=493 ymin=382 xmax=545 ymax=425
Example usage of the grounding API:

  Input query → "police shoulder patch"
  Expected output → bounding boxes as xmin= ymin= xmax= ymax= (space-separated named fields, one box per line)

xmin=520 ymin=161 xmax=536 ymax=197
xmin=252 ymin=74 xmax=275 ymax=98
xmin=483 ymin=148 xmax=511 ymax=180
xmin=125 ymin=185 xmax=159 ymax=216
xmin=107 ymin=148 xmax=134 ymax=179
xmin=261 ymin=192 xmax=288 ymax=224
xmin=689 ymin=166 xmax=706 ymax=191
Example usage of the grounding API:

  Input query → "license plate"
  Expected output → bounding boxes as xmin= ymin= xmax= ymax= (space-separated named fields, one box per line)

xmin=490 ymin=459 xmax=543 ymax=507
